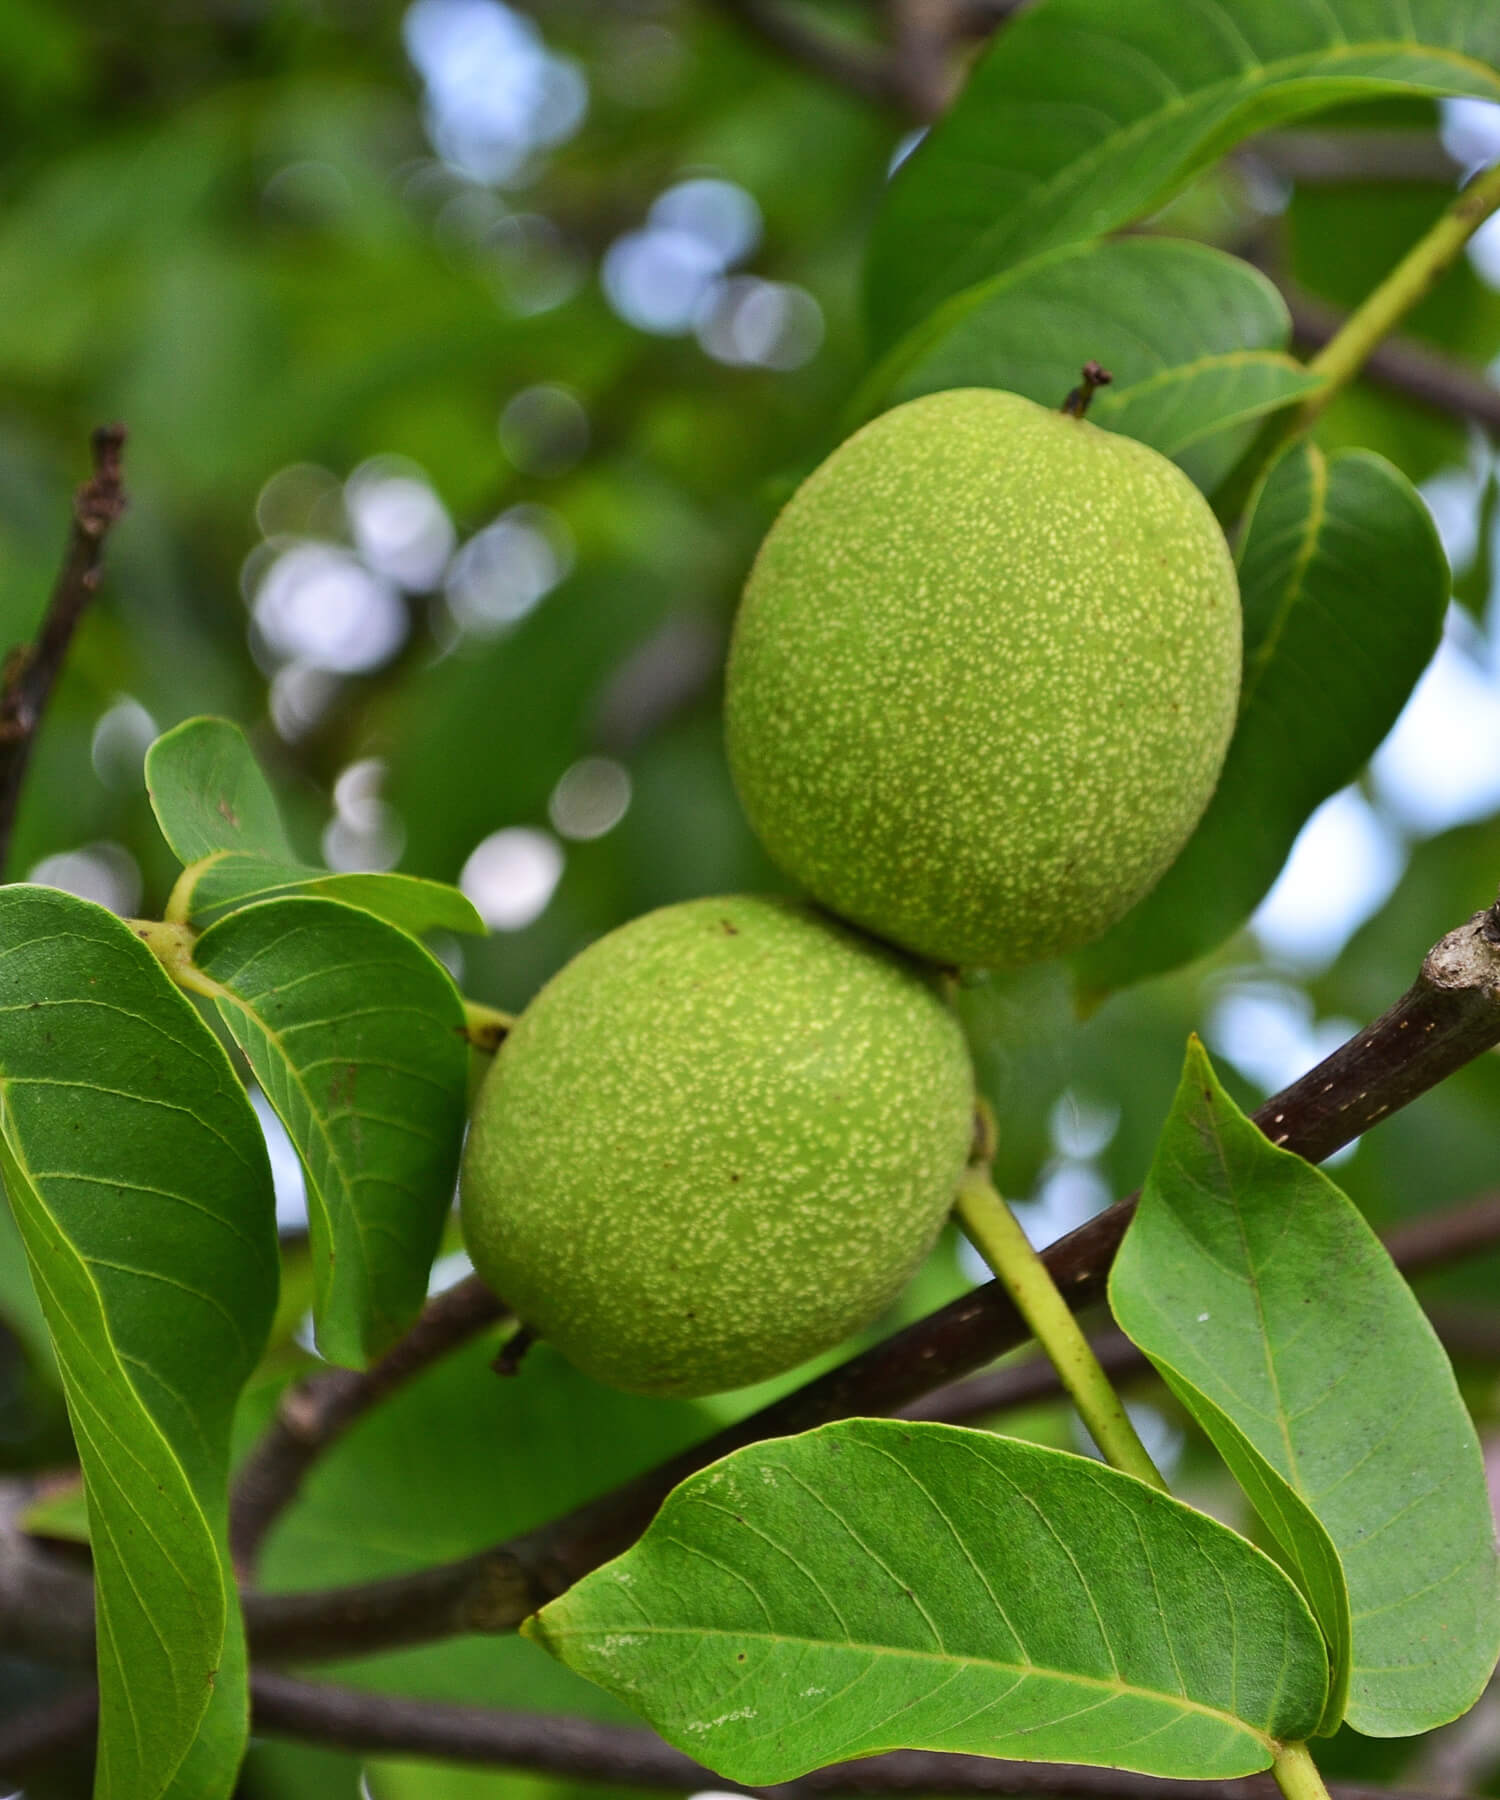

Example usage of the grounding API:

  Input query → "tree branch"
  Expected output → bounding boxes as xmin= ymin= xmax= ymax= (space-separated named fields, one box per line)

xmin=0 ymin=425 xmax=127 ymax=878
xmin=709 ymin=0 xmax=902 ymax=108
xmin=1285 ymin=288 xmax=1500 ymax=435
xmin=0 ymin=1685 xmax=98 ymax=1781
xmin=12 ymin=901 xmax=1500 ymax=1674
xmin=247 ymin=1673 xmax=1455 ymax=1800
xmin=230 ymin=1273 xmax=508 ymax=1574
xmin=232 ymin=890 xmax=1500 ymax=1663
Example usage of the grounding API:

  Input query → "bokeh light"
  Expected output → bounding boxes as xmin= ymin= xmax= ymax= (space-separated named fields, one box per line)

xmin=460 ymin=826 xmax=565 ymax=928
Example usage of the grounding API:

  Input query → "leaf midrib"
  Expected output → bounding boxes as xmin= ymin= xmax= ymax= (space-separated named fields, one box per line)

xmin=891 ymin=32 xmax=1500 ymax=341
xmin=543 ymin=1621 xmax=1277 ymax=1743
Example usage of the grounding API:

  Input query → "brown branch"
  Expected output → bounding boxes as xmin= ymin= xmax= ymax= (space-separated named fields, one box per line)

xmin=886 ymin=0 xmax=962 ymax=119
xmin=1287 ymin=289 xmax=1500 ymax=435
xmin=0 ymin=1685 xmax=98 ymax=1779
xmin=0 ymin=425 xmax=127 ymax=879
xmin=247 ymin=1674 xmax=1453 ymax=1800
xmin=236 ymin=892 xmax=1500 ymax=1664
xmin=230 ymin=1273 xmax=508 ymax=1575
xmin=709 ymin=0 xmax=902 ymax=108
xmin=1251 ymin=131 xmax=1462 ymax=185
xmin=11 ymin=904 xmax=1500 ymax=1674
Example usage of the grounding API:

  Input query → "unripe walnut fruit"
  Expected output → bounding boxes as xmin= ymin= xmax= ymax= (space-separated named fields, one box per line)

xmin=725 ymin=387 xmax=1243 ymax=970
xmin=460 ymin=895 xmax=974 ymax=1397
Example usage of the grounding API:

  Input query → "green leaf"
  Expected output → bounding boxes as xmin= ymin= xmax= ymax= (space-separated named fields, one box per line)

xmin=182 ymin=851 xmax=486 ymax=939
xmin=1110 ymin=1040 xmax=1500 ymax=1738
xmin=866 ymin=0 xmax=1500 ymax=352
xmin=0 ymin=885 xmax=279 ymax=1800
xmin=147 ymin=717 xmax=484 ymax=936
xmin=526 ymin=1418 xmax=1327 ymax=1783
xmin=1072 ymin=442 xmax=1447 ymax=997
xmin=866 ymin=237 xmax=1324 ymax=492
xmin=192 ymin=896 xmax=469 ymax=1367
xmin=258 ymin=1335 xmax=717 ymax=1722
xmin=146 ymin=715 xmax=297 ymax=863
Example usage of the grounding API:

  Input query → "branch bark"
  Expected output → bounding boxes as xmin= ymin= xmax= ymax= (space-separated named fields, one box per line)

xmin=11 ymin=902 xmax=1500 ymax=1676
xmin=247 ymin=1673 xmax=1457 ymax=1800
xmin=709 ymin=0 xmax=902 ymax=107
xmin=1286 ymin=288 xmax=1500 ymax=435
xmin=0 ymin=1685 xmax=98 ymax=1781
xmin=230 ymin=1273 xmax=508 ymax=1574
xmin=237 ymin=892 xmax=1500 ymax=1663
xmin=0 ymin=425 xmax=127 ymax=877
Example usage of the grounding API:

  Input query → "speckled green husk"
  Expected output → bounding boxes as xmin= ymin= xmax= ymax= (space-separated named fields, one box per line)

xmin=725 ymin=388 xmax=1243 ymax=970
xmin=460 ymin=895 xmax=974 ymax=1397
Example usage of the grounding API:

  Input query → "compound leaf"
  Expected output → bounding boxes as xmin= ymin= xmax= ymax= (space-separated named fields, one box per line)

xmin=1072 ymin=441 xmax=1447 ymax=998
xmin=0 ymin=885 xmax=279 ymax=1800
xmin=1111 ymin=1040 xmax=1500 ymax=1737
xmin=527 ymin=1418 xmax=1327 ymax=1783
xmin=867 ymin=237 xmax=1323 ymax=493
xmin=192 ymin=895 xmax=469 ymax=1368
xmin=867 ymin=0 xmax=1500 ymax=353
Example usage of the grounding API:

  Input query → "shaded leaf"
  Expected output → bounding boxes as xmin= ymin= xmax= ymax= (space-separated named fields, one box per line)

xmin=526 ymin=1419 xmax=1327 ymax=1783
xmin=867 ymin=1 xmax=1500 ymax=352
xmin=192 ymin=895 xmax=469 ymax=1367
xmin=147 ymin=717 xmax=483 ymax=936
xmin=1072 ymin=442 xmax=1447 ymax=997
xmin=867 ymin=237 xmax=1323 ymax=492
xmin=0 ymin=885 xmax=279 ymax=1799
xmin=1110 ymin=1039 xmax=1500 ymax=1737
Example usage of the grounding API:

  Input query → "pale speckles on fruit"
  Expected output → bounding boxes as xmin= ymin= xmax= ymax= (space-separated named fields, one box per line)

xmin=460 ymin=895 xmax=975 ymax=1397
xmin=724 ymin=387 xmax=1243 ymax=970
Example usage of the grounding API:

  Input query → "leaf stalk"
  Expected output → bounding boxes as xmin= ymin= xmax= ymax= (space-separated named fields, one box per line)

xmin=953 ymin=1165 xmax=1165 ymax=1491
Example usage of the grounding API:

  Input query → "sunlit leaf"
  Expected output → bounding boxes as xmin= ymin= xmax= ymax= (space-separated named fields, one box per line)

xmin=1072 ymin=441 xmax=1447 ymax=998
xmin=864 ymin=237 xmax=1324 ymax=492
xmin=1111 ymin=1039 xmax=1500 ymax=1737
xmin=868 ymin=0 xmax=1500 ymax=351
xmin=147 ymin=716 xmax=483 ymax=936
xmin=527 ymin=1419 xmax=1327 ymax=1783
xmin=183 ymin=851 xmax=485 ymax=938
xmin=146 ymin=714 xmax=296 ymax=863
xmin=192 ymin=895 xmax=469 ymax=1367
xmin=0 ymin=885 xmax=279 ymax=1800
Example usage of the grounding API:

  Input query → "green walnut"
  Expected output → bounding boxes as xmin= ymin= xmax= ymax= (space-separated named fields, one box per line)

xmin=460 ymin=895 xmax=974 ymax=1397
xmin=724 ymin=387 xmax=1243 ymax=970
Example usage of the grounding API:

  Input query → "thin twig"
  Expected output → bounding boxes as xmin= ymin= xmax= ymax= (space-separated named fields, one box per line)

xmin=0 ymin=1685 xmax=98 ymax=1779
xmin=236 ymin=893 xmax=1500 ymax=1663
xmin=886 ymin=0 xmax=961 ymax=118
xmin=247 ymin=1673 xmax=1455 ymax=1800
xmin=1249 ymin=131 xmax=1462 ymax=185
xmin=710 ymin=0 xmax=901 ymax=107
xmin=230 ymin=1273 xmax=508 ymax=1573
xmin=0 ymin=425 xmax=127 ymax=878
xmin=1286 ymin=288 xmax=1500 ymax=435
xmin=11 ymin=906 xmax=1500 ymax=1672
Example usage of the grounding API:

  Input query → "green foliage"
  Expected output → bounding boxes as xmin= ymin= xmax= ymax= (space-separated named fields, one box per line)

xmin=862 ymin=236 xmax=1324 ymax=492
xmin=1073 ymin=440 xmax=1450 ymax=996
xmin=0 ymin=886 xmax=278 ymax=1800
xmin=1111 ymin=1041 xmax=1500 ymax=1738
xmin=867 ymin=0 xmax=1500 ymax=351
xmin=5 ymin=0 xmax=1500 ymax=1792
xmin=194 ymin=894 xmax=469 ymax=1367
xmin=148 ymin=718 xmax=483 ymax=936
xmin=527 ymin=1418 xmax=1328 ymax=1782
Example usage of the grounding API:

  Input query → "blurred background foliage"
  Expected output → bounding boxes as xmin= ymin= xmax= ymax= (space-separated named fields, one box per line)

xmin=4 ymin=0 xmax=1500 ymax=1793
